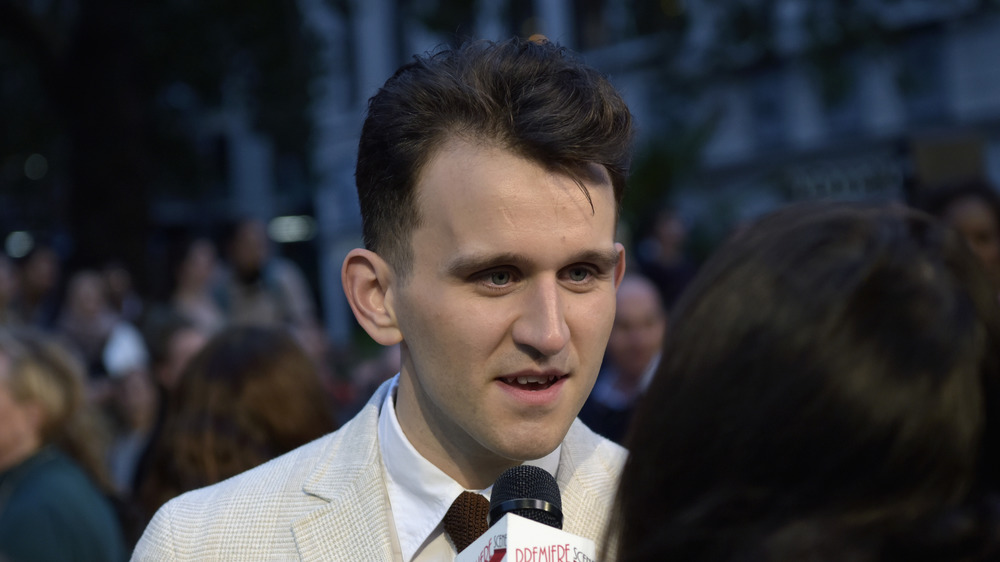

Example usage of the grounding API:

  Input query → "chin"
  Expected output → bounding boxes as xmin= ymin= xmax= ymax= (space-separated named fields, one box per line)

xmin=494 ymin=428 xmax=566 ymax=462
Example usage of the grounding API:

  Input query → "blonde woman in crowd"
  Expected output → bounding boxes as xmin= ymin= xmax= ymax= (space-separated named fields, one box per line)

xmin=0 ymin=329 xmax=126 ymax=561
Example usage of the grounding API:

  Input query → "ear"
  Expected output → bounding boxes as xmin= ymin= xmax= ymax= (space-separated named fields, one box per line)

xmin=342 ymin=249 xmax=403 ymax=346
xmin=613 ymin=242 xmax=627 ymax=289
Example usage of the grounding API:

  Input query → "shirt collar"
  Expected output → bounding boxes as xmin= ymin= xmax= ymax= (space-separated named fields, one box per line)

xmin=378 ymin=374 xmax=560 ymax=561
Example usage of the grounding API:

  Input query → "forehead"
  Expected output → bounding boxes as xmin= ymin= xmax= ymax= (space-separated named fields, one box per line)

xmin=617 ymin=280 xmax=660 ymax=307
xmin=617 ymin=284 xmax=663 ymax=321
xmin=413 ymin=139 xmax=617 ymax=240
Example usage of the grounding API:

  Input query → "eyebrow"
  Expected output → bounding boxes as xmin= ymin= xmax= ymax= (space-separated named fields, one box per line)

xmin=444 ymin=248 xmax=621 ymax=278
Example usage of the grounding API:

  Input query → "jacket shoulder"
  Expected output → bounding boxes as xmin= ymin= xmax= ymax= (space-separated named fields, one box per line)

xmin=132 ymin=382 xmax=393 ymax=561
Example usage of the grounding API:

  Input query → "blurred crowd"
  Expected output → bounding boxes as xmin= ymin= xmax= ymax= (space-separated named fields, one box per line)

xmin=3 ymin=174 xmax=1000 ymax=560
xmin=0 ymin=217 xmax=392 ymax=559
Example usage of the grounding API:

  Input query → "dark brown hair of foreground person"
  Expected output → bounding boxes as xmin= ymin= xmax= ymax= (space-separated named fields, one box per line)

xmin=355 ymin=36 xmax=634 ymax=279
xmin=137 ymin=326 xmax=336 ymax=518
xmin=612 ymin=202 xmax=1000 ymax=561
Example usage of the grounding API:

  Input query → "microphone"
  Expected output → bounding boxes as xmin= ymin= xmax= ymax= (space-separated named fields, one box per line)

xmin=489 ymin=465 xmax=562 ymax=529
xmin=456 ymin=465 xmax=596 ymax=562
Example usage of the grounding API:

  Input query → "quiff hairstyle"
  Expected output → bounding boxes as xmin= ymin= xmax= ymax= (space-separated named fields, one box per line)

xmin=355 ymin=37 xmax=635 ymax=278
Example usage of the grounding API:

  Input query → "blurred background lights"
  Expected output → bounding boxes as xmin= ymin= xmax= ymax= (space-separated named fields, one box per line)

xmin=6 ymin=231 xmax=35 ymax=259
xmin=24 ymin=153 xmax=48 ymax=181
xmin=268 ymin=215 xmax=316 ymax=243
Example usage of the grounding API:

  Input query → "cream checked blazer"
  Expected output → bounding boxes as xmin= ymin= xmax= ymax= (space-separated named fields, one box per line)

xmin=132 ymin=378 xmax=627 ymax=561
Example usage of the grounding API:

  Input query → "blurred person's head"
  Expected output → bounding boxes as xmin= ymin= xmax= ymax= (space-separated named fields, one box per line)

xmin=613 ymin=202 xmax=1000 ymax=561
xmin=0 ymin=254 xmax=19 ymax=306
xmin=64 ymin=270 xmax=111 ymax=321
xmin=16 ymin=243 xmax=60 ymax=303
xmin=102 ymin=322 xmax=155 ymax=433
xmin=174 ymin=237 xmax=218 ymax=293
xmin=606 ymin=274 xmax=666 ymax=389
xmin=919 ymin=179 xmax=1000 ymax=290
xmin=101 ymin=261 xmax=135 ymax=309
xmin=143 ymin=309 xmax=208 ymax=393
xmin=140 ymin=325 xmax=336 ymax=514
xmin=227 ymin=219 xmax=270 ymax=282
xmin=0 ymin=329 xmax=112 ymax=488
xmin=649 ymin=207 xmax=688 ymax=261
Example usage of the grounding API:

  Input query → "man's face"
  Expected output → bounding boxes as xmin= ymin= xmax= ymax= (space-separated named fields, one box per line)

xmin=390 ymin=139 xmax=625 ymax=485
xmin=606 ymin=278 xmax=667 ymax=385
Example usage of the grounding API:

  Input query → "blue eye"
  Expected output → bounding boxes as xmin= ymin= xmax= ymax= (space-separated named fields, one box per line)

xmin=490 ymin=271 xmax=513 ymax=285
xmin=568 ymin=268 xmax=590 ymax=282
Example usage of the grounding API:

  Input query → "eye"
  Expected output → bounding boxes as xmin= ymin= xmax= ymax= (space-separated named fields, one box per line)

xmin=489 ymin=271 xmax=513 ymax=286
xmin=567 ymin=267 xmax=591 ymax=282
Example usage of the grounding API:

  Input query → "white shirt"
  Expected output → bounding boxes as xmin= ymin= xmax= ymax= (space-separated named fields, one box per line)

xmin=378 ymin=375 xmax=561 ymax=561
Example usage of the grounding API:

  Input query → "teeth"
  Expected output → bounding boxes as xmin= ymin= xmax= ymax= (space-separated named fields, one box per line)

xmin=514 ymin=375 xmax=555 ymax=385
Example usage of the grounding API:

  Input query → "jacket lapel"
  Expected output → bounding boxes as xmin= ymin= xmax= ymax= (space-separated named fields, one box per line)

xmin=557 ymin=420 xmax=625 ymax=548
xmin=290 ymin=381 xmax=397 ymax=560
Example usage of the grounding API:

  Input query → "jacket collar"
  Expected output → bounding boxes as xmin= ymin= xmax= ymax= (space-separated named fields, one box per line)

xmin=287 ymin=379 xmax=621 ymax=559
xmin=291 ymin=379 xmax=397 ymax=559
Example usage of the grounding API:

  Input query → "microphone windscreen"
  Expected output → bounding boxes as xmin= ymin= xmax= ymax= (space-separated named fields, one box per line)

xmin=488 ymin=465 xmax=563 ymax=529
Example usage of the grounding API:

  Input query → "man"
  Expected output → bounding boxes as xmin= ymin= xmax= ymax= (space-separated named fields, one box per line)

xmin=580 ymin=274 xmax=667 ymax=443
xmin=133 ymin=36 xmax=634 ymax=560
xmin=219 ymin=217 xmax=318 ymax=331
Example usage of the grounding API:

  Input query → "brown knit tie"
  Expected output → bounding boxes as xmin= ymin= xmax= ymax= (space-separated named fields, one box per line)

xmin=443 ymin=491 xmax=489 ymax=553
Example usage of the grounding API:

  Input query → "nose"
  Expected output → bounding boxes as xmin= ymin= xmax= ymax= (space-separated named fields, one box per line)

xmin=512 ymin=278 xmax=570 ymax=358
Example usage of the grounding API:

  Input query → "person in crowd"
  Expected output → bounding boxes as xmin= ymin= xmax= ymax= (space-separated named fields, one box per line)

xmin=169 ymin=236 xmax=225 ymax=335
xmin=135 ymin=35 xmax=634 ymax=560
xmin=579 ymin=273 xmax=667 ymax=443
xmin=141 ymin=309 xmax=210 ymax=400
xmin=135 ymin=325 xmax=336 ymax=522
xmin=0 ymin=329 xmax=126 ymax=562
xmin=12 ymin=242 xmax=62 ymax=330
xmin=56 ymin=269 xmax=119 ymax=378
xmin=633 ymin=205 xmax=697 ymax=309
xmin=102 ymin=260 xmax=144 ymax=325
xmin=102 ymin=321 xmax=157 ymax=496
xmin=918 ymin=178 xmax=1000 ymax=293
xmin=216 ymin=217 xmax=332 ymax=375
xmin=121 ymin=310 xmax=208 ymax=545
xmin=0 ymin=254 xmax=21 ymax=326
xmin=217 ymin=217 xmax=317 ymax=331
xmin=612 ymin=202 xmax=1000 ymax=561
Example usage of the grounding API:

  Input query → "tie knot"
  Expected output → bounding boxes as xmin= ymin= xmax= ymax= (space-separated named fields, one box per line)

xmin=443 ymin=491 xmax=490 ymax=553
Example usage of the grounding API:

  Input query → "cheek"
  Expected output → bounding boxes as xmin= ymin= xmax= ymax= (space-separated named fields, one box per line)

xmin=0 ymin=409 xmax=29 ymax=445
xmin=574 ymin=305 xmax=617 ymax=357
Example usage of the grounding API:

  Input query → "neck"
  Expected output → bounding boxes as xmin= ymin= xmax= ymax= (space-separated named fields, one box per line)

xmin=0 ymin=438 xmax=40 ymax=473
xmin=394 ymin=376 xmax=518 ymax=490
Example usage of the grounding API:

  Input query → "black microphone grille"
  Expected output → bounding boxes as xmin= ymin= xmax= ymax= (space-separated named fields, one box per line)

xmin=488 ymin=465 xmax=563 ymax=530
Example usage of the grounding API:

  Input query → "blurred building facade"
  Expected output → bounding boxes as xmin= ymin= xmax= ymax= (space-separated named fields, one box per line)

xmin=292 ymin=0 xmax=1000 ymax=341
xmin=97 ymin=0 xmax=999 ymax=342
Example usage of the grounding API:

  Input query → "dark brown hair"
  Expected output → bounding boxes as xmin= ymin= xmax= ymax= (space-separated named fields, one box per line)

xmin=138 ymin=326 xmax=336 ymax=516
xmin=355 ymin=37 xmax=634 ymax=278
xmin=613 ymin=202 xmax=1000 ymax=561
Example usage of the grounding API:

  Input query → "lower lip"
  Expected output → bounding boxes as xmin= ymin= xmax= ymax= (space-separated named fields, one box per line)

xmin=495 ymin=376 xmax=568 ymax=407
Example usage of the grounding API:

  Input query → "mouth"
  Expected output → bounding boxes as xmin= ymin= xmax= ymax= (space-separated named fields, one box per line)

xmin=499 ymin=373 xmax=566 ymax=391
